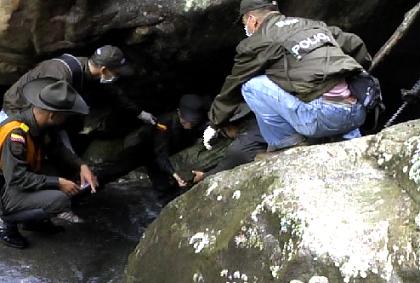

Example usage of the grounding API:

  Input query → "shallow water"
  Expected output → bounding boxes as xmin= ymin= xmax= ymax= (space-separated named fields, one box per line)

xmin=0 ymin=179 xmax=165 ymax=283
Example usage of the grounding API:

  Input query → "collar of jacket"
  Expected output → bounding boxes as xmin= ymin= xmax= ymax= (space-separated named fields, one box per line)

xmin=259 ymin=11 xmax=284 ymax=28
xmin=19 ymin=108 xmax=41 ymax=137
xmin=78 ymin=57 xmax=93 ymax=81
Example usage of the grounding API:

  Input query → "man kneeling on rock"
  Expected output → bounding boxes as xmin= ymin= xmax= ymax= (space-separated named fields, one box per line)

xmin=0 ymin=78 xmax=97 ymax=249
xmin=204 ymin=0 xmax=372 ymax=152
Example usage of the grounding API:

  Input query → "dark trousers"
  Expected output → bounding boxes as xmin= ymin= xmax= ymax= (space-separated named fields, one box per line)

xmin=1 ymin=189 xmax=70 ymax=217
xmin=207 ymin=117 xmax=267 ymax=176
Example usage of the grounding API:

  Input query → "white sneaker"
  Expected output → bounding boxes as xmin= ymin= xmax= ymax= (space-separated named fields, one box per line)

xmin=56 ymin=211 xmax=85 ymax=224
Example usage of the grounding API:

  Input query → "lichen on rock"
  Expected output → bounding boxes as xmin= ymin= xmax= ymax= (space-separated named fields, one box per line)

xmin=125 ymin=120 xmax=420 ymax=283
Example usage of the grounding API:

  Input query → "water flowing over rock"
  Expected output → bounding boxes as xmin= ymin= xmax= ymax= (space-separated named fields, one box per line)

xmin=125 ymin=119 xmax=420 ymax=283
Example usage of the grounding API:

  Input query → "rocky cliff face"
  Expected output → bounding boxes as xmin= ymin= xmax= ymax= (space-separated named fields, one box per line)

xmin=1 ymin=0 xmax=419 ymax=138
xmin=124 ymin=119 xmax=420 ymax=283
xmin=0 ymin=0 xmax=417 ymax=98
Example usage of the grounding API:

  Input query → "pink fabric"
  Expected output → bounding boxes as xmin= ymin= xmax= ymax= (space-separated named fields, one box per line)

xmin=323 ymin=81 xmax=351 ymax=98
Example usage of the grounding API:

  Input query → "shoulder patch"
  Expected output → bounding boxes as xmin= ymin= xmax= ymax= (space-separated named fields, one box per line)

xmin=19 ymin=123 xmax=29 ymax=132
xmin=10 ymin=133 xmax=26 ymax=144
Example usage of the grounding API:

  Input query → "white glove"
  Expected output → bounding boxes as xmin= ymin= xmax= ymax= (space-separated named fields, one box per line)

xmin=203 ymin=126 xmax=217 ymax=150
xmin=137 ymin=110 xmax=157 ymax=125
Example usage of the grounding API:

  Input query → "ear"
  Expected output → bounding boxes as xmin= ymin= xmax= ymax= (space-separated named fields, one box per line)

xmin=48 ymin=112 xmax=55 ymax=123
xmin=250 ymin=15 xmax=259 ymax=28
xmin=99 ymin=66 xmax=107 ymax=75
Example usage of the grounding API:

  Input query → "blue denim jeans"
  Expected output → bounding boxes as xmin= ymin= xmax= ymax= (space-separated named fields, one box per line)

xmin=241 ymin=75 xmax=366 ymax=149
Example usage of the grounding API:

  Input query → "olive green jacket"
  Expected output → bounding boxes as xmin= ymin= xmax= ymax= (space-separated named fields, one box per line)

xmin=209 ymin=12 xmax=372 ymax=127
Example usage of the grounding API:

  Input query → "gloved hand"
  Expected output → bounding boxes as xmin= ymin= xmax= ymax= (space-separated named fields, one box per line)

xmin=203 ymin=126 xmax=217 ymax=150
xmin=137 ymin=111 xmax=157 ymax=125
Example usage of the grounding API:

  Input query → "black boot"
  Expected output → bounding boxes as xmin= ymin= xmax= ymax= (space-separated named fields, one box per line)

xmin=22 ymin=219 xmax=65 ymax=234
xmin=0 ymin=222 xmax=28 ymax=249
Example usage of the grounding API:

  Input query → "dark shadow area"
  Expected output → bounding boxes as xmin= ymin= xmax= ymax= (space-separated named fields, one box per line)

xmin=372 ymin=14 xmax=420 ymax=129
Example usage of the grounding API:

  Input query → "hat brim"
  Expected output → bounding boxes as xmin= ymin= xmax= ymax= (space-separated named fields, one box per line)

xmin=23 ymin=79 xmax=89 ymax=115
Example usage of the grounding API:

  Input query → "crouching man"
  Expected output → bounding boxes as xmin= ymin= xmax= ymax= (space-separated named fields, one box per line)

xmin=0 ymin=78 xmax=97 ymax=249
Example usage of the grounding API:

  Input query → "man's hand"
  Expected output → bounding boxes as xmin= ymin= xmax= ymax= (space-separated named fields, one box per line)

xmin=137 ymin=111 xmax=157 ymax=125
xmin=192 ymin=170 xmax=205 ymax=183
xmin=203 ymin=126 xmax=217 ymax=150
xmin=172 ymin=173 xmax=187 ymax=188
xmin=80 ymin=164 xmax=98 ymax=193
xmin=58 ymin=178 xmax=80 ymax=197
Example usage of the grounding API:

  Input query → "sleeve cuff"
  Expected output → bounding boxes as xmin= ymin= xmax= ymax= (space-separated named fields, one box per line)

xmin=45 ymin=176 xmax=59 ymax=188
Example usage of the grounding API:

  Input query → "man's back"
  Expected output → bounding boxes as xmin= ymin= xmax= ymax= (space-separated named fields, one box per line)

xmin=3 ymin=57 xmax=87 ymax=116
xmin=237 ymin=12 xmax=364 ymax=101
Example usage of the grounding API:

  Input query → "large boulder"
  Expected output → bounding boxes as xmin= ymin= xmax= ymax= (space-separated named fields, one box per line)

xmin=124 ymin=119 xmax=420 ymax=283
xmin=0 ymin=0 xmax=242 ymax=86
xmin=0 ymin=0 xmax=418 ymax=91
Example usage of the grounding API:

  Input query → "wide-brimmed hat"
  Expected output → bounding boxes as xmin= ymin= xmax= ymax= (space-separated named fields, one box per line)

xmin=239 ymin=0 xmax=278 ymax=16
xmin=90 ymin=45 xmax=134 ymax=76
xmin=179 ymin=94 xmax=209 ymax=125
xmin=23 ymin=78 xmax=89 ymax=114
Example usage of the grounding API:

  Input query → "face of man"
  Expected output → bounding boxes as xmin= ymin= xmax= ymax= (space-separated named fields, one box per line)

xmin=99 ymin=67 xmax=119 ymax=84
xmin=177 ymin=110 xmax=195 ymax=130
xmin=242 ymin=13 xmax=257 ymax=37
xmin=48 ymin=112 xmax=71 ymax=127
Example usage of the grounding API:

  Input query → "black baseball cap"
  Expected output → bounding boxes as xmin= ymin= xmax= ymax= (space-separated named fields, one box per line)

xmin=179 ymin=94 xmax=209 ymax=125
xmin=90 ymin=45 xmax=134 ymax=76
xmin=239 ymin=0 xmax=278 ymax=16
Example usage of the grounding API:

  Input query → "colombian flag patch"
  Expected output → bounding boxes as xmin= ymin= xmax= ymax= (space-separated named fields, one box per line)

xmin=10 ymin=133 xmax=25 ymax=144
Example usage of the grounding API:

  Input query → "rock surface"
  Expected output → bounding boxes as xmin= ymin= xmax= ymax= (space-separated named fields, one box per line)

xmin=125 ymin=119 xmax=420 ymax=283
xmin=0 ymin=0 xmax=417 ymax=89
xmin=0 ymin=180 xmax=162 ymax=283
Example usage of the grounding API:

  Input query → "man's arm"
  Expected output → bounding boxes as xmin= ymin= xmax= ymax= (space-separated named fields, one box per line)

xmin=1 ymin=129 xmax=58 ymax=191
xmin=328 ymin=26 xmax=372 ymax=69
xmin=153 ymin=125 xmax=189 ymax=187
xmin=153 ymin=129 xmax=176 ymax=176
xmin=109 ymin=85 xmax=140 ymax=115
xmin=46 ymin=131 xmax=97 ymax=192
xmin=46 ymin=130 xmax=83 ymax=172
xmin=209 ymin=40 xmax=278 ymax=127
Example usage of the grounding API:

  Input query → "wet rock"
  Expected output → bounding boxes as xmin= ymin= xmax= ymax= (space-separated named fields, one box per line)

xmin=0 ymin=0 xmax=240 ymax=85
xmin=367 ymin=121 xmax=420 ymax=204
xmin=82 ymin=138 xmax=124 ymax=165
xmin=0 ymin=181 xmax=163 ymax=282
xmin=125 ymin=119 xmax=420 ymax=283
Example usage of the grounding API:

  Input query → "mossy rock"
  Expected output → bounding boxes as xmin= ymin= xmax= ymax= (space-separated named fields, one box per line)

xmin=125 ymin=120 xmax=420 ymax=283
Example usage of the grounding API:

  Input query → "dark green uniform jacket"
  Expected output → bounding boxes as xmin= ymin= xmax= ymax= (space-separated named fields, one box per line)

xmin=153 ymin=112 xmax=206 ymax=175
xmin=3 ymin=57 xmax=91 ymax=116
xmin=0 ymin=110 xmax=83 ymax=195
xmin=3 ymin=57 xmax=143 ymax=121
xmin=209 ymin=12 xmax=372 ymax=127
